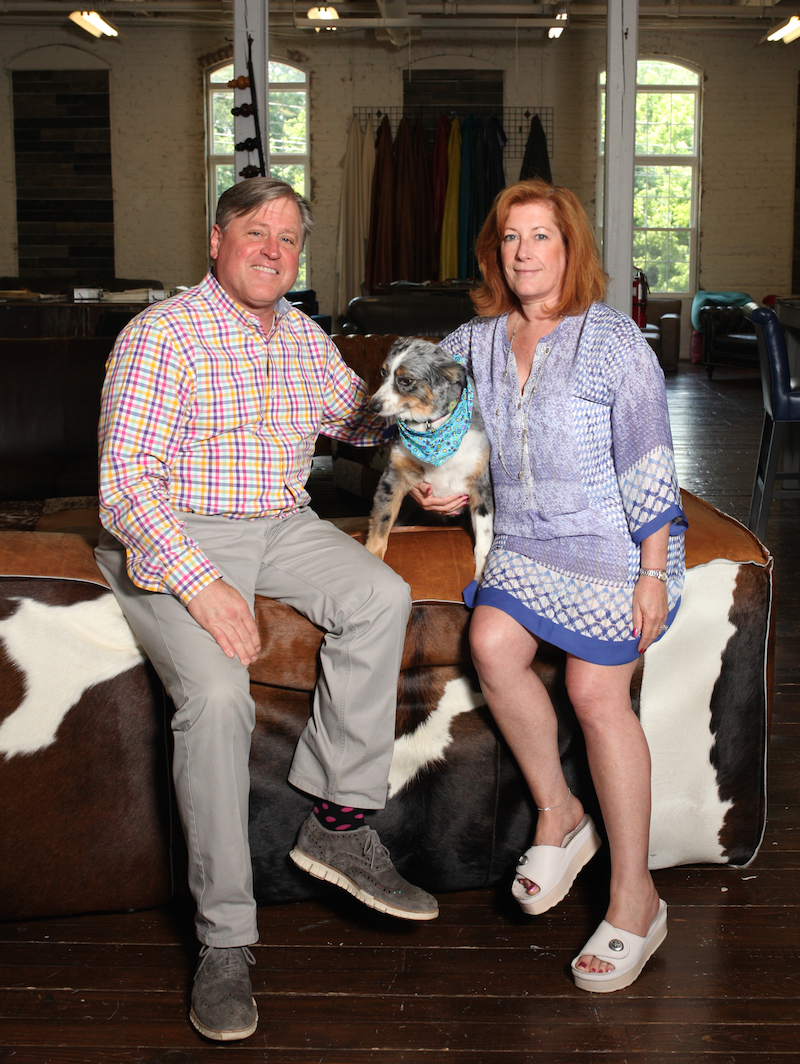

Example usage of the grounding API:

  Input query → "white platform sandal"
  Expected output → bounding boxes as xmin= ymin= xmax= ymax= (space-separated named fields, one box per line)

xmin=571 ymin=898 xmax=668 ymax=993
xmin=511 ymin=814 xmax=602 ymax=916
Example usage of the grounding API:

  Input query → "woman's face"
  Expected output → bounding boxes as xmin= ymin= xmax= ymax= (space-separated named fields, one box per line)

xmin=500 ymin=200 xmax=567 ymax=312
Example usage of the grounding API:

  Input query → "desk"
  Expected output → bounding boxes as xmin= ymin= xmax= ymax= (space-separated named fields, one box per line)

xmin=0 ymin=301 xmax=146 ymax=339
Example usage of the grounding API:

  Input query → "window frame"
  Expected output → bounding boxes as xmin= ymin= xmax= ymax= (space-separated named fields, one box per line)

xmin=598 ymin=57 xmax=702 ymax=297
xmin=205 ymin=58 xmax=311 ymax=286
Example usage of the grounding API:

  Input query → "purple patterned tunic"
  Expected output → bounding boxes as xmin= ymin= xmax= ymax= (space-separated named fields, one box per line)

xmin=439 ymin=303 xmax=687 ymax=665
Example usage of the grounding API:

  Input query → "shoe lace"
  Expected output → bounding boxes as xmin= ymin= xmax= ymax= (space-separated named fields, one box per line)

xmin=362 ymin=827 xmax=391 ymax=869
xmin=196 ymin=944 xmax=256 ymax=977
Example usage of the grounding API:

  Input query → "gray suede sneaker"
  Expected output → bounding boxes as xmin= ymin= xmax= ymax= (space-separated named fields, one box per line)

xmin=189 ymin=945 xmax=258 ymax=1041
xmin=289 ymin=813 xmax=439 ymax=921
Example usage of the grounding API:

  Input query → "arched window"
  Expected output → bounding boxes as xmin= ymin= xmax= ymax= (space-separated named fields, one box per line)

xmin=206 ymin=59 xmax=309 ymax=285
xmin=600 ymin=59 xmax=701 ymax=295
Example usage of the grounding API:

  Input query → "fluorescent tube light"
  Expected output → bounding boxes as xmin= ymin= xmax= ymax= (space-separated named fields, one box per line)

xmin=68 ymin=11 xmax=119 ymax=37
xmin=766 ymin=15 xmax=800 ymax=42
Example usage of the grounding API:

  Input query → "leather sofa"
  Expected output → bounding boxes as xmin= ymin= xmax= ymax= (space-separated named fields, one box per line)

xmin=343 ymin=285 xmax=476 ymax=338
xmin=698 ymin=303 xmax=760 ymax=378
xmin=343 ymin=290 xmax=682 ymax=371
xmin=0 ymin=491 xmax=772 ymax=920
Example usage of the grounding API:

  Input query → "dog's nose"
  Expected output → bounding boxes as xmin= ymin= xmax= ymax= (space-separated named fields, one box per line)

xmin=368 ymin=396 xmax=383 ymax=414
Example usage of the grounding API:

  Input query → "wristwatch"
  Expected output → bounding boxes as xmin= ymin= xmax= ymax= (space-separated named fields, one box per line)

xmin=639 ymin=567 xmax=668 ymax=583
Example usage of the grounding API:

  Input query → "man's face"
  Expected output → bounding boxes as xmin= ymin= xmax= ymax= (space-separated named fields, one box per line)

xmin=209 ymin=196 xmax=302 ymax=322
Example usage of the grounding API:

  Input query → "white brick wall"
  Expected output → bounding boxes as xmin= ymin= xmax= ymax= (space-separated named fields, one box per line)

xmin=1 ymin=22 xmax=798 ymax=340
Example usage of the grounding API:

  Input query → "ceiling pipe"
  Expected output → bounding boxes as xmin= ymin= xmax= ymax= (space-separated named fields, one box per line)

xmin=375 ymin=0 xmax=411 ymax=46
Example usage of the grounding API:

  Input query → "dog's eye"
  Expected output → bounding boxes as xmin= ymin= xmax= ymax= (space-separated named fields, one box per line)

xmin=380 ymin=366 xmax=388 ymax=379
xmin=397 ymin=377 xmax=414 ymax=389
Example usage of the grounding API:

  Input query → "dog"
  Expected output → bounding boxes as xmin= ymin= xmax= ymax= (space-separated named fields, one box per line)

xmin=365 ymin=337 xmax=494 ymax=582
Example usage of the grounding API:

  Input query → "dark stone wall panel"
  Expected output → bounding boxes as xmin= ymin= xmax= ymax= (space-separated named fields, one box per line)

xmin=12 ymin=69 xmax=115 ymax=284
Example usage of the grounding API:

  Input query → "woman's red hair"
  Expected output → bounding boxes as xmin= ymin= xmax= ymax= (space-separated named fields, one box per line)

xmin=471 ymin=179 xmax=607 ymax=319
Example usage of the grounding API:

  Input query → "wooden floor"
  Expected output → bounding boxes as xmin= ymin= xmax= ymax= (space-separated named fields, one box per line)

xmin=2 ymin=363 xmax=799 ymax=1063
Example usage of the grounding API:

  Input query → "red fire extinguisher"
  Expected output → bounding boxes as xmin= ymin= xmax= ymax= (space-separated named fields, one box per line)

xmin=632 ymin=268 xmax=649 ymax=328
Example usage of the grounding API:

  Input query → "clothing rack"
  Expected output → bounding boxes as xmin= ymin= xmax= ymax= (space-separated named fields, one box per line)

xmin=352 ymin=105 xmax=554 ymax=159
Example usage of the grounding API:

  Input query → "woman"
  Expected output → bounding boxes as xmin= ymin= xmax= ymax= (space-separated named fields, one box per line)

xmin=412 ymin=179 xmax=686 ymax=992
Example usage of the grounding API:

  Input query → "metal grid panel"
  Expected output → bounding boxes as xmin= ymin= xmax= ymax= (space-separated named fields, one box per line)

xmin=353 ymin=105 xmax=554 ymax=159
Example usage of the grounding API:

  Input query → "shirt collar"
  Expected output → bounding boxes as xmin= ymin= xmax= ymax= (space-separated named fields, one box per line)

xmin=200 ymin=271 xmax=295 ymax=332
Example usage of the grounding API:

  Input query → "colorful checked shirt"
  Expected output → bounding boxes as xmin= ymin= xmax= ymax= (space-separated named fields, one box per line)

xmin=98 ymin=272 xmax=382 ymax=605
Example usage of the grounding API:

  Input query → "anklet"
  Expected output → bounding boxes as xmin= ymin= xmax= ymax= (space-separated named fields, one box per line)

xmin=537 ymin=788 xmax=571 ymax=812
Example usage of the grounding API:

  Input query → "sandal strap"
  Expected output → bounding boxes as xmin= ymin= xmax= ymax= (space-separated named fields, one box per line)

xmin=576 ymin=919 xmax=641 ymax=963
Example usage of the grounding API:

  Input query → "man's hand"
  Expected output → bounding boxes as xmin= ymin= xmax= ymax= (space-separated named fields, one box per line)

xmin=187 ymin=579 xmax=261 ymax=666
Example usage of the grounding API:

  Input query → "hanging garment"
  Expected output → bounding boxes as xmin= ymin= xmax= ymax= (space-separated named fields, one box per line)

xmin=361 ymin=114 xmax=375 ymax=252
xmin=365 ymin=115 xmax=394 ymax=294
xmin=467 ymin=116 xmax=487 ymax=279
xmin=457 ymin=115 xmax=475 ymax=281
xmin=431 ymin=114 xmax=450 ymax=280
xmin=485 ymin=114 xmax=507 ymax=204
xmin=412 ymin=117 xmax=435 ymax=283
xmin=334 ymin=114 xmax=364 ymax=318
xmin=439 ymin=117 xmax=461 ymax=282
xmin=393 ymin=117 xmax=417 ymax=282
xmin=519 ymin=114 xmax=552 ymax=183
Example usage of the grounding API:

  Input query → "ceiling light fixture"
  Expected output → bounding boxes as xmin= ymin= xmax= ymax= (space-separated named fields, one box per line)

xmin=548 ymin=12 xmax=567 ymax=38
xmin=306 ymin=5 xmax=339 ymax=30
xmin=764 ymin=15 xmax=800 ymax=42
xmin=68 ymin=11 xmax=119 ymax=37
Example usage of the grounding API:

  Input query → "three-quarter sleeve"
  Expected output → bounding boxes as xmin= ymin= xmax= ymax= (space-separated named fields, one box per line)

xmin=611 ymin=338 xmax=687 ymax=543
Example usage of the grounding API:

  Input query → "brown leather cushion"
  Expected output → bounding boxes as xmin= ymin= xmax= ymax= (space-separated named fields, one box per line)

xmin=4 ymin=490 xmax=769 ymax=696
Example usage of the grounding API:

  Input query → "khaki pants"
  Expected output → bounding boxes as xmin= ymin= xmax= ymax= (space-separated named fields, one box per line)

xmin=95 ymin=507 xmax=411 ymax=946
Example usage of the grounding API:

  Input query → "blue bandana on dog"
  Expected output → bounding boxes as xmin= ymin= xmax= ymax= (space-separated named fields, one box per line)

xmin=397 ymin=379 xmax=474 ymax=466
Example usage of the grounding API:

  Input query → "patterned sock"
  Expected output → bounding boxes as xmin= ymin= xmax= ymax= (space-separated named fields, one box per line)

xmin=313 ymin=801 xmax=371 ymax=832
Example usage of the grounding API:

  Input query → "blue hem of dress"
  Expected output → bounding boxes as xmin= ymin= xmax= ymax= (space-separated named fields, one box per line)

xmin=462 ymin=582 xmax=682 ymax=665
xmin=632 ymin=504 xmax=688 ymax=543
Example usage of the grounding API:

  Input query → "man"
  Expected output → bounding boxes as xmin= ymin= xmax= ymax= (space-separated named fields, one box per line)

xmin=95 ymin=178 xmax=438 ymax=1043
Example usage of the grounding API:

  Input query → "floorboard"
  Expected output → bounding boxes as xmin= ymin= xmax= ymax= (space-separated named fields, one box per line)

xmin=1 ymin=362 xmax=799 ymax=1061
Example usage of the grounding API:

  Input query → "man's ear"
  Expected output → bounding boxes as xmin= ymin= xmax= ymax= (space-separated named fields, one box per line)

xmin=209 ymin=223 xmax=223 ymax=261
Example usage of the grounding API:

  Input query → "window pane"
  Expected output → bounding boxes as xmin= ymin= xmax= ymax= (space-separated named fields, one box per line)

xmin=214 ymin=164 xmax=236 ymax=207
xmin=636 ymin=92 xmax=695 ymax=155
xmin=270 ymin=162 xmax=306 ymax=197
xmin=269 ymin=61 xmax=306 ymax=84
xmin=634 ymin=166 xmax=692 ymax=227
xmin=212 ymin=90 xmax=235 ymax=155
xmin=637 ymin=60 xmax=699 ymax=86
xmin=269 ymin=91 xmax=307 ymax=155
xmin=634 ymin=227 xmax=691 ymax=293
xmin=210 ymin=63 xmax=234 ymax=84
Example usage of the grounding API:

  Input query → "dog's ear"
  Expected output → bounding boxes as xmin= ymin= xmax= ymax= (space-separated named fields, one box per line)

xmin=443 ymin=361 xmax=468 ymax=389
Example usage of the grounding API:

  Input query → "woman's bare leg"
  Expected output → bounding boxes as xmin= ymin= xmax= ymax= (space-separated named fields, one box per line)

xmin=566 ymin=655 xmax=660 ymax=974
xmin=469 ymin=606 xmax=585 ymax=887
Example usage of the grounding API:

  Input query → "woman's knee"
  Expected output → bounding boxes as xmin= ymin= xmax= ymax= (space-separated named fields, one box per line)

xmin=469 ymin=609 xmax=531 ymax=679
xmin=566 ymin=668 xmax=633 ymax=730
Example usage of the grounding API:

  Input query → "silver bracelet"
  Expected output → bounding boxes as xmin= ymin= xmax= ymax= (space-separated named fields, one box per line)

xmin=639 ymin=567 xmax=667 ymax=583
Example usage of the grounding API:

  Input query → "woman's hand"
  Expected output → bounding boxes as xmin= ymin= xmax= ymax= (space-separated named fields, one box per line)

xmin=635 ymin=522 xmax=671 ymax=653
xmin=409 ymin=482 xmax=469 ymax=516
xmin=632 ymin=575 xmax=668 ymax=654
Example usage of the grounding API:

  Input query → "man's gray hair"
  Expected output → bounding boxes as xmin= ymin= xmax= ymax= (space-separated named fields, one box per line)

xmin=215 ymin=177 xmax=315 ymax=246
